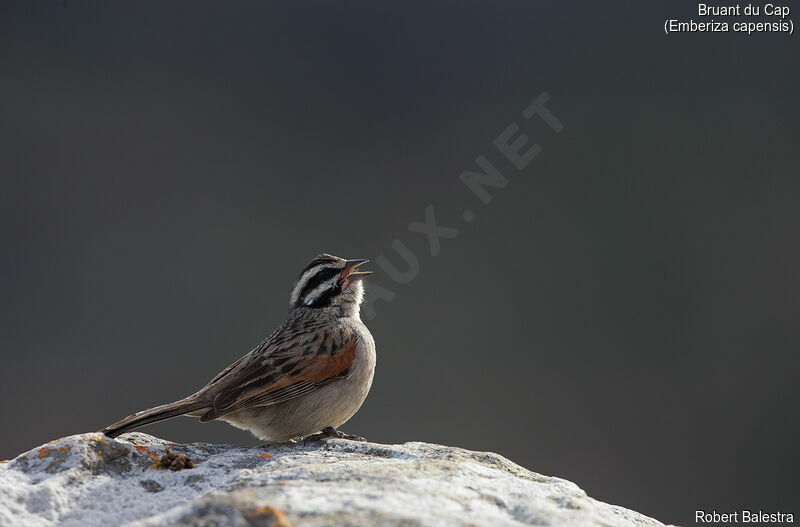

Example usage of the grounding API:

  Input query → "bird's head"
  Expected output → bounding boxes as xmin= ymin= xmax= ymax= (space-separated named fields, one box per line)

xmin=289 ymin=253 xmax=372 ymax=318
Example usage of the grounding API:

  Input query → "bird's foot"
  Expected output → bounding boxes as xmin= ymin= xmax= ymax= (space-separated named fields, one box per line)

xmin=304 ymin=426 xmax=366 ymax=444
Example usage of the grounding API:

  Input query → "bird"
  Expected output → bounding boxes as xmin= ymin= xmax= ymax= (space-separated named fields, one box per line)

xmin=100 ymin=253 xmax=376 ymax=443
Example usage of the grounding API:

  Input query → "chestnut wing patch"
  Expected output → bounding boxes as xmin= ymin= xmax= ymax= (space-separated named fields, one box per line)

xmin=200 ymin=334 xmax=357 ymax=422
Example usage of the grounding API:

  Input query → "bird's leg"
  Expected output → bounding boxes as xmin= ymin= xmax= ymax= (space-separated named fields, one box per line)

xmin=304 ymin=426 xmax=366 ymax=444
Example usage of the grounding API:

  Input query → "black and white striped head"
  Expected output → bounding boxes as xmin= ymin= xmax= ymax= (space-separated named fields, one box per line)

xmin=289 ymin=253 xmax=371 ymax=317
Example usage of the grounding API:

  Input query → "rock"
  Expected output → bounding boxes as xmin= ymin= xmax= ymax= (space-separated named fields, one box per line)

xmin=0 ymin=432 xmax=664 ymax=527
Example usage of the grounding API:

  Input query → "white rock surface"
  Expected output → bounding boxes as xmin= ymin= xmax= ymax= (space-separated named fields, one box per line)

xmin=0 ymin=432 xmax=664 ymax=527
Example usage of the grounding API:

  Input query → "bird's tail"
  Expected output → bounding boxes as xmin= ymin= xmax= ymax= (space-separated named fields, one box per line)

xmin=100 ymin=396 xmax=207 ymax=439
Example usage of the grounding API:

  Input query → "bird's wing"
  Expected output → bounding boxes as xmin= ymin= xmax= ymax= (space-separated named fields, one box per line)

xmin=199 ymin=320 xmax=357 ymax=422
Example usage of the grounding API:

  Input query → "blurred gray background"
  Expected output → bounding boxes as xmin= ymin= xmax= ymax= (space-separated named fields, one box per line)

xmin=1 ymin=2 xmax=798 ymax=525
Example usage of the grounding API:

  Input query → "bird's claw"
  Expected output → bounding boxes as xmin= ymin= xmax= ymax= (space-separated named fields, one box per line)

xmin=303 ymin=426 xmax=366 ymax=444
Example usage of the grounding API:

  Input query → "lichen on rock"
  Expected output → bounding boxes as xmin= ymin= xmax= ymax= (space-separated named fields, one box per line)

xmin=0 ymin=432 xmax=664 ymax=527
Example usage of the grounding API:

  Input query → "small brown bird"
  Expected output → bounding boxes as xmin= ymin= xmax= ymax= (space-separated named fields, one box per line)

xmin=100 ymin=253 xmax=375 ymax=442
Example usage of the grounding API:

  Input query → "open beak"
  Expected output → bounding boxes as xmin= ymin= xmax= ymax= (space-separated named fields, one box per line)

xmin=342 ymin=259 xmax=372 ymax=283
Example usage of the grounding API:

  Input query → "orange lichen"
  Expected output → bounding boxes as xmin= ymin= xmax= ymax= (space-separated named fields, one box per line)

xmin=92 ymin=436 xmax=109 ymax=445
xmin=33 ymin=443 xmax=71 ymax=460
xmin=0 ymin=460 xmax=9 ymax=464
xmin=133 ymin=444 xmax=161 ymax=466
xmin=258 ymin=453 xmax=273 ymax=459
xmin=249 ymin=507 xmax=291 ymax=526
